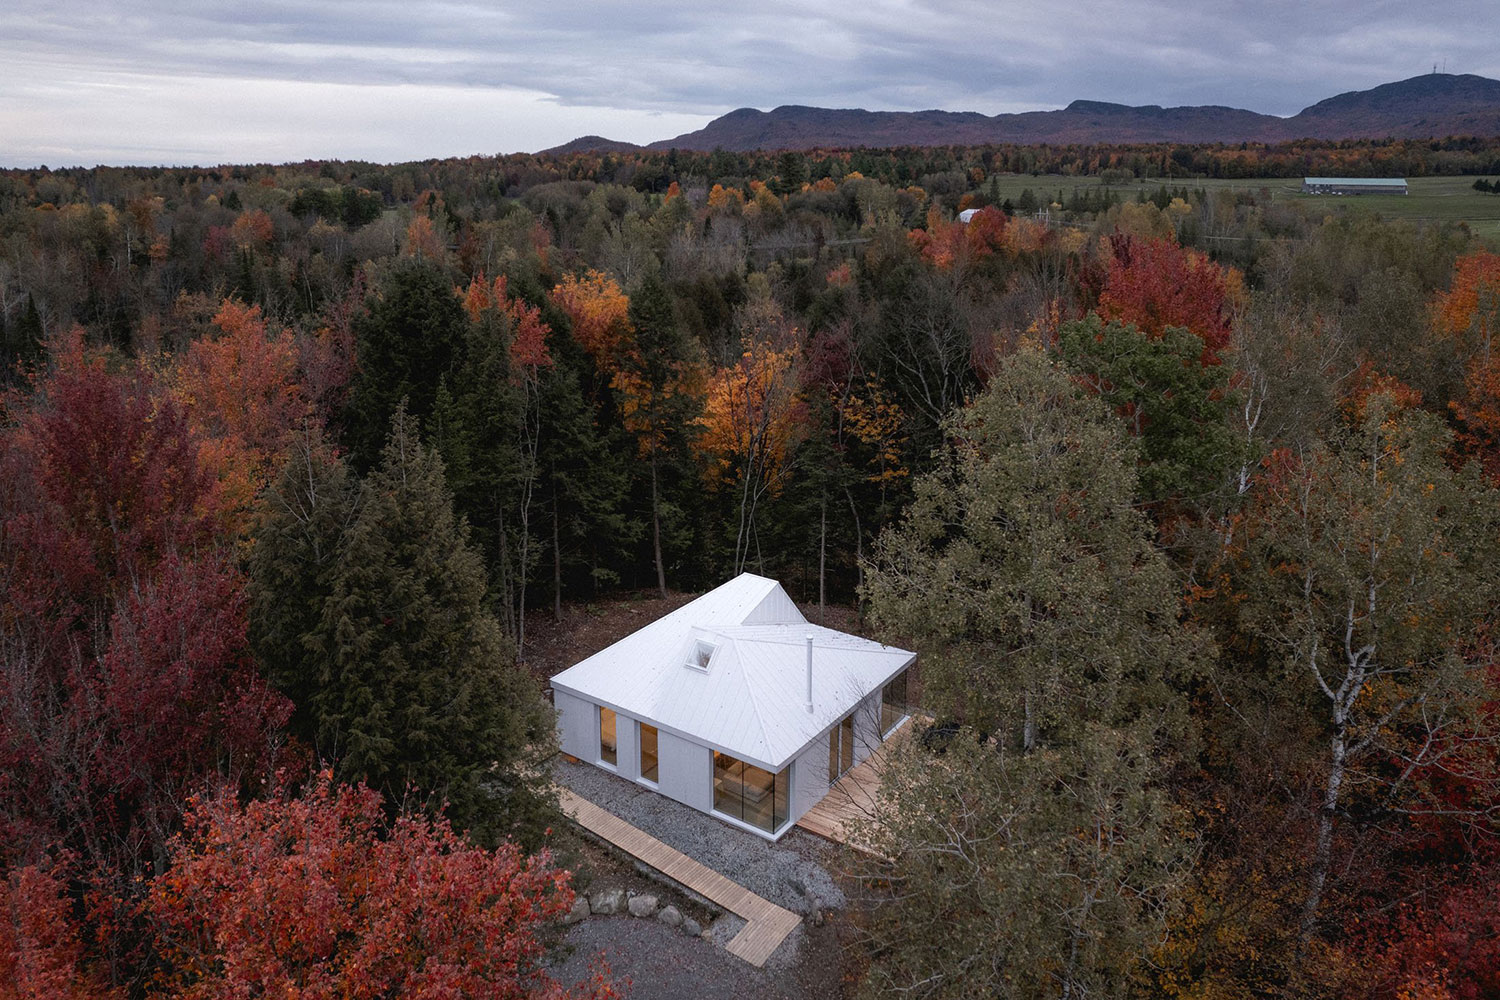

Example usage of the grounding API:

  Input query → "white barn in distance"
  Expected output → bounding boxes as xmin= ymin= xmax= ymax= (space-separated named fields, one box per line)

xmin=1302 ymin=176 xmax=1409 ymax=195
xmin=550 ymin=574 xmax=916 ymax=839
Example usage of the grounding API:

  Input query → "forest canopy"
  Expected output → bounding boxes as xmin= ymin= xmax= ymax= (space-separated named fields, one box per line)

xmin=1 ymin=137 xmax=1498 ymax=998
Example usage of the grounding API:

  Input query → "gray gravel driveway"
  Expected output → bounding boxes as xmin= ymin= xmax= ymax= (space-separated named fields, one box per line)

xmin=554 ymin=757 xmax=846 ymax=914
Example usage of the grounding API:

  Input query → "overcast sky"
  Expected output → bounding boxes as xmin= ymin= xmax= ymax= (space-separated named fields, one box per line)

xmin=2 ymin=0 xmax=1497 ymax=168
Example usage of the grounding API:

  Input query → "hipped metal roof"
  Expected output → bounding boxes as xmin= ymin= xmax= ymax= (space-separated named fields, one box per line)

xmin=549 ymin=574 xmax=915 ymax=770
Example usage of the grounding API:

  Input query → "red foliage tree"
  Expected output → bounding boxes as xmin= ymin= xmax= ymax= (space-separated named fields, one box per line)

xmin=1097 ymin=233 xmax=1242 ymax=362
xmin=1436 ymin=251 xmax=1500 ymax=482
xmin=1 ymin=334 xmax=221 ymax=615
xmin=461 ymin=273 xmax=552 ymax=374
xmin=0 ymin=856 xmax=120 ymax=1000
xmin=149 ymin=773 xmax=614 ymax=1000
xmin=1344 ymin=857 xmax=1500 ymax=1000
xmin=0 ymin=339 xmax=291 ymax=983
xmin=907 ymin=206 xmax=1009 ymax=270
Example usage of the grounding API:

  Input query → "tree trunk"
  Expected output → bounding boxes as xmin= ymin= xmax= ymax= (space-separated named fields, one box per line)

xmin=818 ymin=494 xmax=827 ymax=624
xmin=651 ymin=457 xmax=667 ymax=598
xmin=552 ymin=482 xmax=562 ymax=620
xmin=845 ymin=487 xmax=864 ymax=620
xmin=1301 ymin=725 xmax=1346 ymax=939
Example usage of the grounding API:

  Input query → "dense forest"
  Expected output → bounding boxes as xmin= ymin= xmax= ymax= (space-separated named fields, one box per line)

xmin=1 ymin=136 xmax=1498 ymax=998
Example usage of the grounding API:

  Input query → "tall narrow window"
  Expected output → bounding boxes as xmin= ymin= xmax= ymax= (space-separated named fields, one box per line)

xmin=882 ymin=669 xmax=910 ymax=736
xmin=639 ymin=723 xmax=658 ymax=783
xmin=599 ymin=706 xmax=617 ymax=766
xmin=828 ymin=712 xmax=855 ymax=784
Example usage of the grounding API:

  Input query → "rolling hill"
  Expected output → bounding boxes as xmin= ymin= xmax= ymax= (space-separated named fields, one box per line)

xmin=542 ymin=73 xmax=1500 ymax=154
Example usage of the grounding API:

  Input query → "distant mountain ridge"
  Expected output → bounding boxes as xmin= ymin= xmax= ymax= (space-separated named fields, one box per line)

xmin=540 ymin=73 xmax=1500 ymax=154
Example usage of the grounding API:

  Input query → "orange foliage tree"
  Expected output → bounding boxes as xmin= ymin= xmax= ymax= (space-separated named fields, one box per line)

xmin=229 ymin=210 xmax=273 ymax=253
xmin=148 ymin=773 xmax=613 ymax=1000
xmin=907 ymin=205 xmax=1009 ymax=270
xmin=699 ymin=300 xmax=805 ymax=572
xmin=550 ymin=270 xmax=631 ymax=365
xmin=173 ymin=300 xmax=310 ymax=532
xmin=1435 ymin=251 xmax=1500 ymax=481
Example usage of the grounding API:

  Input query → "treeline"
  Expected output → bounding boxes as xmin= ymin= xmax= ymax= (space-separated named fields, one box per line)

xmin=1 ymin=145 xmax=1498 ymax=997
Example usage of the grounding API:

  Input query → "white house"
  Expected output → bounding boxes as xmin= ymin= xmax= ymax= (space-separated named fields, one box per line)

xmin=550 ymin=574 xmax=916 ymax=840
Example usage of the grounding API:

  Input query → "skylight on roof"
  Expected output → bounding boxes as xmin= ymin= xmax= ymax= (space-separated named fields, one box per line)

xmin=685 ymin=638 xmax=716 ymax=672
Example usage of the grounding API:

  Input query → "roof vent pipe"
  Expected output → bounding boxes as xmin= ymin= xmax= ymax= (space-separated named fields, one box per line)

xmin=806 ymin=634 xmax=815 ymax=713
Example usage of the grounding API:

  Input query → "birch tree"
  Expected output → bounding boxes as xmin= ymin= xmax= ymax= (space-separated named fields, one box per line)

xmin=1238 ymin=393 xmax=1498 ymax=939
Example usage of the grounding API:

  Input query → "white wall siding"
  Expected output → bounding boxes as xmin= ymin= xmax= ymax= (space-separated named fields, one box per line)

xmin=615 ymin=715 xmax=640 ymax=780
xmin=791 ymin=737 xmax=829 ymax=822
xmin=554 ymin=690 xmax=594 ymax=760
xmin=656 ymin=731 xmax=712 ymax=812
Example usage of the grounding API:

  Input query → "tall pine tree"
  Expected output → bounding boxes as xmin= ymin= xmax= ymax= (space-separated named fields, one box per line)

xmin=247 ymin=426 xmax=361 ymax=751
xmin=315 ymin=406 xmax=554 ymax=844
xmin=343 ymin=260 xmax=467 ymax=471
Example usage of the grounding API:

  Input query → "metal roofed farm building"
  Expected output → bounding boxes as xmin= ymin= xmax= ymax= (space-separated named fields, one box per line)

xmin=549 ymin=573 xmax=915 ymax=840
xmin=1302 ymin=177 xmax=1409 ymax=195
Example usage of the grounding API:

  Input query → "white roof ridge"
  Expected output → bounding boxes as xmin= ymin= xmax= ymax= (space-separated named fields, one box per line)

xmin=733 ymin=647 xmax=779 ymax=762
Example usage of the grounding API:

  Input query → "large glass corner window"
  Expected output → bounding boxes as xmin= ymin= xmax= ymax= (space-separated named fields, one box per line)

xmin=599 ymin=706 xmax=617 ymax=766
xmin=881 ymin=669 xmax=910 ymax=736
xmin=712 ymin=752 xmax=790 ymax=834
xmin=639 ymin=723 xmax=659 ymax=783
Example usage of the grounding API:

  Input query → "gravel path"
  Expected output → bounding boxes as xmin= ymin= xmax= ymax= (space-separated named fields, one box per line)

xmin=554 ymin=758 xmax=846 ymax=914
xmin=551 ymin=916 xmax=812 ymax=1000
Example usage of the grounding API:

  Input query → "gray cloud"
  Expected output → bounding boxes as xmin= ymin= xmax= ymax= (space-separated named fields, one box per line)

xmin=2 ymin=0 xmax=1497 ymax=166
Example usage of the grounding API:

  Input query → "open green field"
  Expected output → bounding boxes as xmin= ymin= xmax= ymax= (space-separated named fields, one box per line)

xmin=986 ymin=173 xmax=1500 ymax=246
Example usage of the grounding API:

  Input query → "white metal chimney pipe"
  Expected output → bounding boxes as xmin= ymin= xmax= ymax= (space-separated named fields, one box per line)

xmin=805 ymin=634 xmax=814 ymax=712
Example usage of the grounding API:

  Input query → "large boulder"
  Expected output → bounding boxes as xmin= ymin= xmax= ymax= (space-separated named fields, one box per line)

xmin=682 ymin=917 xmax=703 ymax=937
xmin=562 ymin=896 xmax=590 ymax=925
xmin=658 ymin=904 xmax=683 ymax=928
xmin=627 ymin=893 xmax=659 ymax=918
xmin=590 ymin=887 xmax=626 ymax=915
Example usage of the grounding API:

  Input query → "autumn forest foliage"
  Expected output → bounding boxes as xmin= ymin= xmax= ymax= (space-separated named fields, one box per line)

xmin=1 ymin=138 xmax=1498 ymax=998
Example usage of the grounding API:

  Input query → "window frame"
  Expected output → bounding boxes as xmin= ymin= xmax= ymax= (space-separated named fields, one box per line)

xmin=639 ymin=721 xmax=659 ymax=785
xmin=684 ymin=638 xmax=716 ymax=673
xmin=710 ymin=750 xmax=791 ymax=835
xmin=598 ymin=705 xmax=617 ymax=768
xmin=881 ymin=668 xmax=911 ymax=737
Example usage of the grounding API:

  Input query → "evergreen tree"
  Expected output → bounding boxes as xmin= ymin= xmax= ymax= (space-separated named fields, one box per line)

xmin=428 ymin=296 xmax=525 ymax=634
xmin=247 ymin=427 xmax=361 ymax=750
xmin=617 ymin=273 xmax=704 ymax=595
xmin=537 ymin=361 xmax=635 ymax=613
xmin=344 ymin=260 xmax=467 ymax=471
xmin=864 ymin=342 xmax=1198 ymax=745
xmin=1056 ymin=314 xmax=1241 ymax=515
xmin=318 ymin=406 xmax=554 ymax=844
xmin=1 ymin=293 xmax=44 ymax=383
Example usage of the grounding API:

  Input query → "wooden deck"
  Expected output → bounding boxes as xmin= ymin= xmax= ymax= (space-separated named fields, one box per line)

xmin=558 ymin=789 xmax=803 ymax=967
xmin=795 ymin=715 xmax=919 ymax=854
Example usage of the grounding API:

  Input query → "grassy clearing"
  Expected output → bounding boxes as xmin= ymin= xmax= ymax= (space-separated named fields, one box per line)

xmin=985 ymin=173 xmax=1500 ymax=246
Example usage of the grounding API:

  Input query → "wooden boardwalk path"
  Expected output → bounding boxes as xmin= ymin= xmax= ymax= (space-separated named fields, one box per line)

xmin=558 ymin=789 xmax=803 ymax=967
xmin=796 ymin=715 xmax=920 ymax=855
